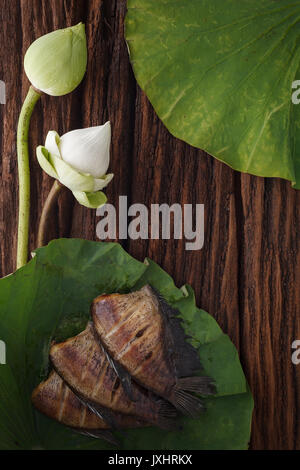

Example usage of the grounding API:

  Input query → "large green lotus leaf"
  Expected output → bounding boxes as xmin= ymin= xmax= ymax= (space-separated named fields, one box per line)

xmin=0 ymin=239 xmax=253 ymax=449
xmin=125 ymin=0 xmax=300 ymax=187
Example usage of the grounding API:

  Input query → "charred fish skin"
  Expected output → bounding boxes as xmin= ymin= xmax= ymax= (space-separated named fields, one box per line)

xmin=91 ymin=285 xmax=215 ymax=417
xmin=31 ymin=371 xmax=146 ymax=444
xmin=91 ymin=288 xmax=175 ymax=397
xmin=50 ymin=322 xmax=176 ymax=430
xmin=32 ymin=370 xmax=147 ymax=431
xmin=32 ymin=370 xmax=110 ymax=430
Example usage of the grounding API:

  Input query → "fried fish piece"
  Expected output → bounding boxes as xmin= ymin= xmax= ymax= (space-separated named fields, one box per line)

xmin=50 ymin=322 xmax=176 ymax=430
xmin=91 ymin=285 xmax=215 ymax=417
xmin=32 ymin=370 xmax=145 ymax=443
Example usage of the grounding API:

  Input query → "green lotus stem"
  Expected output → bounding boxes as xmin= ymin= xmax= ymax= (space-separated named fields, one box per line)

xmin=17 ymin=86 xmax=42 ymax=269
xmin=37 ymin=180 xmax=63 ymax=249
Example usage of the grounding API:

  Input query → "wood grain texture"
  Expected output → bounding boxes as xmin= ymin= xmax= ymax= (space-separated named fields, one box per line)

xmin=0 ymin=0 xmax=300 ymax=450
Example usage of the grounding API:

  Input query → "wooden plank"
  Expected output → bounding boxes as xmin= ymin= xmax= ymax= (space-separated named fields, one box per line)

xmin=0 ymin=0 xmax=299 ymax=450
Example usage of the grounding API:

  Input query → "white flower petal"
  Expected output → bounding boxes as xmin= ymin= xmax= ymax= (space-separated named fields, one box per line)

xmin=45 ymin=131 xmax=61 ymax=157
xmin=60 ymin=122 xmax=111 ymax=178
xmin=72 ymin=190 xmax=107 ymax=209
xmin=50 ymin=154 xmax=95 ymax=192
xmin=93 ymin=173 xmax=114 ymax=191
xmin=36 ymin=146 xmax=58 ymax=179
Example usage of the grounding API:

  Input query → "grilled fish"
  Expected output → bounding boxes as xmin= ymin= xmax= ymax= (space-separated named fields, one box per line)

xmin=50 ymin=322 xmax=176 ymax=430
xmin=32 ymin=370 xmax=145 ymax=443
xmin=91 ymin=285 xmax=215 ymax=417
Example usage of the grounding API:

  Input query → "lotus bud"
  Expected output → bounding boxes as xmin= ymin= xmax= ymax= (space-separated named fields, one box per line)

xmin=36 ymin=122 xmax=113 ymax=209
xmin=24 ymin=23 xmax=87 ymax=96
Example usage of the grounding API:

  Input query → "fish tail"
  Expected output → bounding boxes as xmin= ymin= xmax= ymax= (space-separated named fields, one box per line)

xmin=170 ymin=376 xmax=215 ymax=417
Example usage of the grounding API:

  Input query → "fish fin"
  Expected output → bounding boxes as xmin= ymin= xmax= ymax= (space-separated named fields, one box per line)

xmin=52 ymin=363 xmax=119 ymax=430
xmin=100 ymin=341 xmax=135 ymax=402
xmin=90 ymin=322 xmax=136 ymax=402
xmin=149 ymin=286 xmax=202 ymax=377
xmin=176 ymin=376 xmax=216 ymax=395
xmin=74 ymin=391 xmax=130 ymax=437
xmin=74 ymin=427 xmax=118 ymax=445
xmin=83 ymin=400 xmax=118 ymax=430
xmin=155 ymin=400 xmax=179 ymax=430
xmin=171 ymin=389 xmax=205 ymax=417
xmin=170 ymin=377 xmax=215 ymax=418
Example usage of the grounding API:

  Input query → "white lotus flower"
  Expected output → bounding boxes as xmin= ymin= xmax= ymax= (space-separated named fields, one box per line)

xmin=36 ymin=122 xmax=113 ymax=208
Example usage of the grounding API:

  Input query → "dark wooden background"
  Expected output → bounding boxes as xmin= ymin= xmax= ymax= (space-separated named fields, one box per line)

xmin=0 ymin=0 xmax=299 ymax=450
